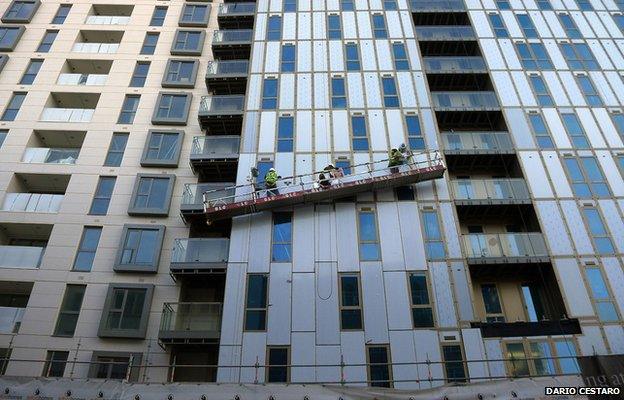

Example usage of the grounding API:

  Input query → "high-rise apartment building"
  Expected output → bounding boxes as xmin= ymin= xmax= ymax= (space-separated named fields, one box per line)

xmin=1 ymin=0 xmax=624 ymax=391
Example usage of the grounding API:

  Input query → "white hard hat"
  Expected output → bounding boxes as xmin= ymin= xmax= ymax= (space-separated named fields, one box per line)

xmin=269 ymin=168 xmax=276 ymax=172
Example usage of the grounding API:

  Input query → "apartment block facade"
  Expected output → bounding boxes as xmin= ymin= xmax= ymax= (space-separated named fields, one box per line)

xmin=1 ymin=0 xmax=624 ymax=389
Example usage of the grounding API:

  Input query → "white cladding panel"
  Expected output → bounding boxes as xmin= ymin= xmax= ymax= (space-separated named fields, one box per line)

xmin=603 ymin=257 xmax=624 ymax=321
xmin=389 ymin=331 xmax=419 ymax=389
xmin=462 ymin=328 xmax=489 ymax=381
xmin=560 ymin=200 xmax=594 ymax=255
xmin=340 ymin=331 xmax=367 ymax=385
xmin=267 ymin=266 xmax=292 ymax=345
xmin=535 ymin=201 xmax=574 ymax=256
xmin=430 ymin=262 xmax=457 ymax=328
xmin=553 ymin=258 xmax=595 ymax=317
xmin=297 ymin=41 xmax=312 ymax=72
xmin=384 ymin=271 xmax=412 ymax=330
xmin=542 ymin=151 xmax=573 ymax=198
xmin=377 ymin=202 xmax=405 ymax=269
xmin=361 ymin=264 xmax=390 ymax=342
xmin=347 ymin=72 xmax=366 ymax=109
xmin=598 ymin=200 xmax=624 ymax=253
xmin=299 ymin=12 xmax=312 ymax=40
xmin=361 ymin=40 xmax=377 ymax=70
xmin=293 ymin=206 xmax=315 ymax=273
xmin=240 ymin=333 xmax=267 ymax=383
xmin=279 ymin=74 xmax=295 ymax=109
xmin=332 ymin=110 xmax=351 ymax=152
xmin=295 ymin=110 xmax=312 ymax=151
xmin=519 ymin=152 xmax=553 ymax=198
xmin=291 ymin=332 xmax=316 ymax=382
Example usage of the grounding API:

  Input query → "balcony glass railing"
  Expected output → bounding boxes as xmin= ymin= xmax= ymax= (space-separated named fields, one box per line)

xmin=2 ymin=193 xmax=64 ymax=213
xmin=451 ymin=179 xmax=529 ymax=201
xmin=191 ymin=136 xmax=240 ymax=158
xmin=441 ymin=132 xmax=513 ymax=152
xmin=206 ymin=60 xmax=249 ymax=76
xmin=415 ymin=26 xmax=475 ymax=40
xmin=160 ymin=302 xmax=223 ymax=334
xmin=85 ymin=16 xmax=130 ymax=24
xmin=463 ymin=233 xmax=548 ymax=259
xmin=431 ymin=92 xmax=499 ymax=109
xmin=57 ymin=73 xmax=107 ymax=86
xmin=0 ymin=306 xmax=25 ymax=334
xmin=219 ymin=3 xmax=256 ymax=14
xmin=212 ymin=30 xmax=253 ymax=44
xmin=199 ymin=96 xmax=245 ymax=114
xmin=40 ymin=108 xmax=94 ymax=123
xmin=172 ymin=238 xmax=230 ymax=265
xmin=410 ymin=0 xmax=466 ymax=11
xmin=0 ymin=245 xmax=45 ymax=269
xmin=72 ymin=43 xmax=119 ymax=53
xmin=22 ymin=147 xmax=80 ymax=164
xmin=182 ymin=184 xmax=235 ymax=208
xmin=422 ymin=57 xmax=487 ymax=73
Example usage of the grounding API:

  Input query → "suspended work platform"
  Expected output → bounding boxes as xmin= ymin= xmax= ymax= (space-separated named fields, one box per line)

xmin=203 ymin=150 xmax=446 ymax=223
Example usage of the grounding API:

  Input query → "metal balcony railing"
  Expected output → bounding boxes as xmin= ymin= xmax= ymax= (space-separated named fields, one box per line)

xmin=1 ymin=193 xmax=64 ymax=213
xmin=40 ymin=108 xmax=94 ymax=122
xmin=57 ymin=73 xmax=107 ymax=86
xmin=451 ymin=179 xmax=530 ymax=201
xmin=431 ymin=92 xmax=500 ymax=109
xmin=415 ymin=26 xmax=475 ymax=40
xmin=0 ymin=245 xmax=45 ymax=269
xmin=182 ymin=184 xmax=235 ymax=208
xmin=410 ymin=0 xmax=466 ymax=11
xmin=422 ymin=57 xmax=487 ymax=73
xmin=212 ymin=30 xmax=253 ymax=44
xmin=206 ymin=60 xmax=249 ymax=76
xmin=462 ymin=233 xmax=548 ymax=259
xmin=160 ymin=302 xmax=223 ymax=333
xmin=219 ymin=3 xmax=256 ymax=15
xmin=171 ymin=238 xmax=230 ymax=265
xmin=191 ymin=136 xmax=240 ymax=159
xmin=0 ymin=306 xmax=25 ymax=334
xmin=441 ymin=131 xmax=513 ymax=152
xmin=22 ymin=147 xmax=80 ymax=164
xmin=199 ymin=95 xmax=245 ymax=114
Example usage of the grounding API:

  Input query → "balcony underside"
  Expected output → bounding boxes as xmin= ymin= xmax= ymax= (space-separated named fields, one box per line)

xmin=218 ymin=15 xmax=254 ymax=30
xmin=159 ymin=331 xmax=220 ymax=347
xmin=198 ymin=115 xmax=244 ymax=134
xmin=418 ymin=41 xmax=480 ymax=56
xmin=170 ymin=261 xmax=228 ymax=276
xmin=211 ymin=44 xmax=251 ymax=60
xmin=412 ymin=12 xmax=470 ymax=25
xmin=455 ymin=203 xmax=533 ymax=218
xmin=469 ymin=262 xmax=553 ymax=279
xmin=471 ymin=319 xmax=582 ymax=338
xmin=443 ymin=153 xmax=517 ymax=171
xmin=467 ymin=255 xmax=550 ymax=266
xmin=190 ymin=156 xmax=239 ymax=181
xmin=435 ymin=111 xmax=505 ymax=130
xmin=427 ymin=73 xmax=491 ymax=91
xmin=205 ymin=76 xmax=247 ymax=95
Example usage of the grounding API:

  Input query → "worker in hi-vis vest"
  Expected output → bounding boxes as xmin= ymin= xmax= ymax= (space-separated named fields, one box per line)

xmin=264 ymin=168 xmax=280 ymax=196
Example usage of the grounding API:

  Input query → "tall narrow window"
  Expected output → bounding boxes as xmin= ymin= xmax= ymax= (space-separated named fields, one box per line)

xmin=104 ymin=133 xmax=128 ymax=167
xmin=616 ymin=15 xmax=624 ymax=32
xmin=328 ymin=15 xmax=342 ymax=39
xmin=140 ymin=33 xmax=159 ymax=55
xmin=563 ymin=156 xmax=610 ymax=198
xmin=515 ymin=43 xmax=553 ymax=70
xmin=561 ymin=113 xmax=589 ymax=148
xmin=560 ymin=43 xmax=599 ymax=70
xmin=150 ymin=6 xmax=167 ymax=26
xmin=99 ymin=285 xmax=152 ymax=337
xmin=392 ymin=43 xmax=409 ymax=70
xmin=0 ymin=130 xmax=7 ymax=148
xmin=262 ymin=78 xmax=278 ymax=110
xmin=336 ymin=160 xmax=351 ymax=175
xmin=358 ymin=209 xmax=380 ymax=260
xmin=367 ymin=346 xmax=392 ymax=387
xmin=267 ymin=16 xmax=282 ymax=41
xmin=272 ymin=212 xmax=292 ymax=262
xmin=481 ymin=284 xmax=505 ymax=322
xmin=277 ymin=116 xmax=294 ymax=152
xmin=52 ymin=4 xmax=71 ymax=24
xmin=73 ymin=227 xmax=102 ymax=272
xmin=576 ymin=0 xmax=593 ymax=11
xmin=130 ymin=62 xmax=150 ymax=87
xmin=582 ymin=208 xmax=615 ymax=255
xmin=405 ymin=115 xmax=424 ymax=150
xmin=331 ymin=77 xmax=347 ymax=109
xmin=558 ymin=14 xmax=581 ymax=39
xmin=555 ymin=340 xmax=580 ymax=374
xmin=536 ymin=0 xmax=552 ymax=10
xmin=409 ymin=273 xmax=434 ymax=328
xmin=383 ymin=0 xmax=398 ymax=10
xmin=575 ymin=75 xmax=602 ymax=106
xmin=340 ymin=274 xmax=363 ymax=330
xmin=19 ymin=59 xmax=42 ymax=84
xmin=43 ymin=351 xmax=69 ymax=377
xmin=345 ymin=43 xmax=360 ymax=71
xmin=283 ymin=0 xmax=297 ymax=12
xmin=351 ymin=115 xmax=368 ymax=150
xmin=442 ymin=345 xmax=467 ymax=383
xmin=489 ymin=14 xmax=509 ymax=38
xmin=517 ymin=14 xmax=538 ymax=38
xmin=528 ymin=75 xmax=553 ymax=106
xmin=341 ymin=0 xmax=354 ymax=11
xmin=496 ymin=0 xmax=511 ymax=9
xmin=528 ymin=113 xmax=554 ymax=149
xmin=611 ymin=113 xmax=624 ymax=141
xmin=118 ymin=95 xmax=140 ymax=124
xmin=584 ymin=266 xmax=619 ymax=321
xmin=89 ymin=176 xmax=116 ymax=215
xmin=37 ymin=30 xmax=57 ymax=52
xmin=372 ymin=14 xmax=388 ymax=38
xmin=281 ymin=44 xmax=295 ymax=72
xmin=244 ymin=274 xmax=268 ymax=331
xmin=382 ymin=77 xmax=399 ymax=107
xmin=53 ymin=285 xmax=86 ymax=336
xmin=1 ymin=92 xmax=25 ymax=121
xmin=422 ymin=210 xmax=445 ymax=260
xmin=267 ymin=347 xmax=289 ymax=383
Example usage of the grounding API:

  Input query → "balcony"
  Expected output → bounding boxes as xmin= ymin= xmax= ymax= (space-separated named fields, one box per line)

xmin=41 ymin=108 xmax=94 ymax=122
xmin=471 ymin=319 xmax=582 ymax=338
xmin=85 ymin=16 xmax=130 ymax=25
xmin=423 ymin=57 xmax=487 ymax=74
xmin=190 ymin=136 xmax=240 ymax=181
xmin=450 ymin=179 xmax=530 ymax=205
xmin=205 ymin=60 xmax=249 ymax=95
xmin=159 ymin=302 xmax=223 ymax=345
xmin=211 ymin=30 xmax=252 ymax=60
xmin=218 ymin=3 xmax=255 ymax=29
xmin=181 ymin=183 xmax=234 ymax=221
xmin=198 ymin=95 xmax=245 ymax=134
xmin=415 ymin=26 xmax=475 ymax=41
xmin=22 ymin=148 xmax=79 ymax=164
xmin=1 ymin=193 xmax=64 ymax=213
xmin=410 ymin=0 xmax=466 ymax=12
xmin=0 ymin=306 xmax=25 ymax=334
xmin=462 ymin=233 xmax=549 ymax=264
xmin=73 ymin=30 xmax=123 ymax=54
xmin=441 ymin=131 xmax=513 ymax=153
xmin=40 ymin=93 xmax=99 ymax=123
xmin=72 ymin=43 xmax=119 ymax=54
xmin=431 ymin=91 xmax=500 ymax=111
xmin=57 ymin=73 xmax=107 ymax=86
xmin=170 ymin=238 xmax=230 ymax=275
xmin=0 ymin=245 xmax=45 ymax=269
xmin=86 ymin=4 xmax=132 ymax=25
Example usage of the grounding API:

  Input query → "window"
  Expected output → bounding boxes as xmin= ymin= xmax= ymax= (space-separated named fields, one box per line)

xmin=328 ymin=15 xmax=341 ymax=39
xmin=515 ymin=43 xmax=553 ymax=69
xmin=505 ymin=340 xmax=579 ymax=377
xmin=52 ymin=4 xmax=71 ymax=24
xmin=179 ymin=3 xmax=209 ymax=27
xmin=331 ymin=77 xmax=347 ymax=109
xmin=372 ymin=14 xmax=388 ymax=38
xmin=128 ymin=174 xmax=175 ymax=216
xmin=272 ymin=212 xmax=292 ymax=262
xmin=277 ymin=116 xmax=294 ymax=152
xmin=584 ymin=266 xmax=618 ymax=322
xmin=89 ymin=177 xmax=116 ymax=215
xmin=489 ymin=14 xmax=509 ymax=38
xmin=536 ymin=0 xmax=552 ymax=10
xmin=281 ymin=44 xmax=295 ymax=72
xmin=1 ymin=92 xmax=25 ymax=121
xmin=104 ymin=133 xmax=128 ymax=167
xmin=256 ymin=160 xmax=274 ymax=186
xmin=150 ymin=6 xmax=167 ymax=26
xmin=2 ymin=0 xmax=40 ymax=23
xmin=163 ymin=59 xmax=198 ymax=88
xmin=409 ymin=273 xmax=434 ymax=328
xmin=267 ymin=15 xmax=282 ymax=41
xmin=563 ymin=156 xmax=610 ymax=198
xmin=576 ymin=75 xmax=602 ymax=106
xmin=582 ymin=208 xmax=615 ymax=255
xmin=43 ymin=351 xmax=69 ymax=377
xmin=616 ymin=0 xmax=624 ymax=11
xmin=53 ymin=285 xmax=86 ymax=336
xmin=0 ymin=130 xmax=7 ymax=148
xmin=560 ymin=43 xmax=599 ymax=70
xmin=358 ymin=209 xmax=380 ymax=261
xmin=172 ymin=30 xmax=205 ymax=55
xmin=98 ymin=284 xmax=154 ymax=338
xmin=36 ymin=30 xmax=57 ymax=52
xmin=129 ymin=62 xmax=150 ymax=87
xmin=118 ymin=95 xmax=140 ymax=124
xmin=262 ymin=78 xmax=278 ymax=110
xmin=0 ymin=348 xmax=10 ymax=375
xmin=367 ymin=346 xmax=392 ymax=387
xmin=336 ymin=160 xmax=351 ymax=175
xmin=90 ymin=353 xmax=140 ymax=381
xmin=382 ymin=77 xmax=400 ymax=108
xmin=558 ymin=14 xmax=581 ymax=39
xmin=19 ymin=59 xmax=42 ymax=84
xmin=611 ymin=113 xmax=624 ymax=141
xmin=395 ymin=186 xmax=415 ymax=200
xmin=141 ymin=32 xmax=159 ymax=55
xmin=383 ymin=0 xmax=398 ymax=10
xmin=0 ymin=55 xmax=7 ymax=72
xmin=392 ymin=43 xmax=409 ymax=71
xmin=152 ymin=92 xmax=192 ymax=125
xmin=73 ymin=227 xmax=102 ymax=272
xmin=576 ymin=0 xmax=593 ymax=11
xmin=340 ymin=274 xmax=363 ymax=330
xmin=481 ymin=283 xmax=506 ymax=322
xmin=0 ymin=26 xmax=24 ymax=51
xmin=561 ymin=112 xmax=589 ymax=148
xmin=283 ymin=0 xmax=297 ymax=12
xmin=345 ymin=43 xmax=360 ymax=71
xmin=517 ymin=14 xmax=537 ymax=38
xmin=141 ymin=130 xmax=183 ymax=166
xmin=616 ymin=15 xmax=624 ymax=32
xmin=442 ymin=345 xmax=467 ymax=383
xmin=406 ymin=115 xmax=424 ymax=150
xmin=351 ymin=115 xmax=368 ymax=151
xmin=528 ymin=113 xmax=554 ymax=148
xmin=267 ymin=347 xmax=289 ymax=383
xmin=496 ymin=0 xmax=511 ymax=9
xmin=244 ymin=274 xmax=268 ymax=331
xmin=114 ymin=225 xmax=165 ymax=273
xmin=421 ymin=209 xmax=445 ymax=260
xmin=528 ymin=75 xmax=553 ymax=106
xmin=554 ymin=340 xmax=580 ymax=374
xmin=341 ymin=0 xmax=354 ymax=11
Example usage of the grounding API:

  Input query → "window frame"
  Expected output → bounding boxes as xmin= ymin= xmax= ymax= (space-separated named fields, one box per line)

xmin=43 ymin=350 xmax=69 ymax=377
xmin=2 ymin=0 xmax=40 ymax=24
xmin=141 ymin=32 xmax=159 ymax=55
xmin=528 ymin=75 xmax=554 ymax=107
xmin=489 ymin=13 xmax=509 ymax=38
xmin=331 ymin=77 xmax=347 ymax=109
xmin=276 ymin=115 xmax=294 ymax=152
xmin=560 ymin=43 xmax=599 ymax=70
xmin=129 ymin=61 xmax=150 ymax=88
xmin=0 ymin=55 xmax=8 ymax=72
xmin=118 ymin=94 xmax=140 ymax=124
xmin=372 ymin=14 xmax=388 ymax=38
xmin=366 ymin=345 xmax=393 ymax=388
xmin=162 ymin=59 xmax=199 ymax=88
xmin=267 ymin=15 xmax=282 ymax=41
xmin=382 ymin=76 xmax=400 ymax=108
xmin=339 ymin=273 xmax=364 ymax=330
xmin=327 ymin=14 xmax=342 ymax=39
xmin=97 ymin=283 xmax=154 ymax=338
xmin=89 ymin=351 xmax=142 ymax=382
xmin=575 ymin=74 xmax=602 ymax=106
xmin=351 ymin=114 xmax=369 ymax=151
xmin=53 ymin=284 xmax=86 ymax=337
xmin=149 ymin=6 xmax=167 ymax=27
xmin=151 ymin=92 xmax=192 ymax=125
xmin=357 ymin=208 xmax=381 ymax=261
xmin=563 ymin=156 xmax=610 ymax=198
xmin=104 ymin=132 xmax=128 ymax=167
xmin=271 ymin=212 xmax=293 ymax=262
xmin=127 ymin=174 xmax=175 ymax=216
xmin=345 ymin=43 xmax=361 ymax=71
xmin=421 ymin=208 xmax=446 ymax=260
xmin=280 ymin=44 xmax=296 ymax=72
xmin=405 ymin=115 xmax=424 ymax=150
xmin=283 ymin=0 xmax=297 ymax=12
xmin=517 ymin=14 xmax=538 ymax=38
xmin=89 ymin=176 xmax=116 ymax=215
xmin=391 ymin=42 xmax=409 ymax=71
xmin=72 ymin=226 xmax=103 ymax=271
xmin=582 ymin=208 xmax=615 ymax=256
xmin=561 ymin=112 xmax=589 ymax=148
xmin=515 ymin=42 xmax=553 ymax=70
xmin=558 ymin=13 xmax=581 ymax=39
xmin=528 ymin=112 xmax=554 ymax=149
xmin=51 ymin=4 xmax=71 ymax=24
xmin=244 ymin=273 xmax=269 ymax=331
xmin=140 ymin=129 xmax=184 ymax=167
xmin=171 ymin=29 xmax=205 ymax=56
xmin=178 ymin=3 xmax=210 ymax=27
xmin=266 ymin=346 xmax=290 ymax=383
xmin=113 ymin=224 xmax=166 ymax=273
xmin=19 ymin=58 xmax=42 ymax=85
xmin=36 ymin=29 xmax=57 ymax=52
xmin=1 ymin=92 xmax=26 ymax=121
xmin=262 ymin=78 xmax=278 ymax=110
xmin=408 ymin=272 xmax=436 ymax=328
xmin=442 ymin=344 xmax=468 ymax=383
xmin=583 ymin=264 xmax=620 ymax=322
xmin=0 ymin=25 xmax=25 ymax=51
